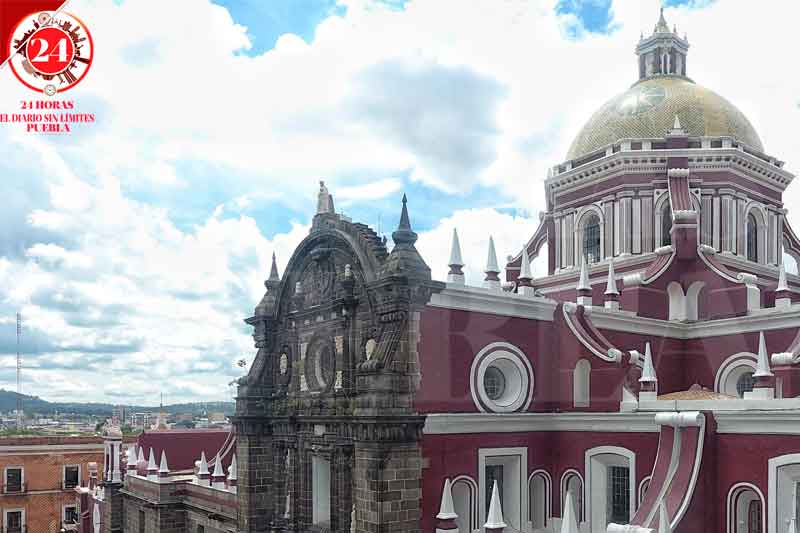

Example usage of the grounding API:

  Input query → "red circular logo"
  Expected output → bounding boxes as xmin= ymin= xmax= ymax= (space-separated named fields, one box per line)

xmin=23 ymin=26 xmax=76 ymax=75
xmin=8 ymin=11 xmax=94 ymax=94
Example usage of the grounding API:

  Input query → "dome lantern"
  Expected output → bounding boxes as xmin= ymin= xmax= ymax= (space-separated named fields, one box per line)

xmin=636 ymin=7 xmax=689 ymax=81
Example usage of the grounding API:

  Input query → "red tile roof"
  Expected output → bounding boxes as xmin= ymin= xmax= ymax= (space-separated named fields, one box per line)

xmin=136 ymin=429 xmax=233 ymax=473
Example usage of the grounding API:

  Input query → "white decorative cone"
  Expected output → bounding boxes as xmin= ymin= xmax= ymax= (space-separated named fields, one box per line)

xmin=436 ymin=478 xmax=457 ymax=520
xmin=484 ymin=480 xmax=507 ymax=529
xmin=519 ymin=249 xmax=532 ymax=280
xmin=137 ymin=446 xmax=145 ymax=464
xmin=228 ymin=455 xmax=237 ymax=481
xmin=754 ymin=331 xmax=773 ymax=378
xmin=577 ymin=259 xmax=590 ymax=291
xmin=639 ymin=342 xmax=657 ymax=383
xmin=159 ymin=450 xmax=169 ymax=474
xmin=486 ymin=236 xmax=499 ymax=273
xmin=448 ymin=229 xmax=464 ymax=268
xmin=212 ymin=454 xmax=224 ymax=477
xmin=198 ymin=451 xmax=209 ymax=476
xmin=560 ymin=488 xmax=579 ymax=533
xmin=147 ymin=448 xmax=157 ymax=470
xmin=605 ymin=259 xmax=619 ymax=295
xmin=778 ymin=261 xmax=789 ymax=291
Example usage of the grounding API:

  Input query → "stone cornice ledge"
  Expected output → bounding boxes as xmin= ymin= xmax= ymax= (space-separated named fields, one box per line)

xmin=714 ymin=411 xmax=800 ymax=434
xmin=428 ymin=284 xmax=558 ymax=322
xmin=423 ymin=412 xmax=658 ymax=434
xmin=589 ymin=306 xmax=800 ymax=339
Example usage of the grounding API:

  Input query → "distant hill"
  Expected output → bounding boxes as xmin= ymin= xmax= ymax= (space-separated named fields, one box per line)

xmin=0 ymin=389 xmax=234 ymax=417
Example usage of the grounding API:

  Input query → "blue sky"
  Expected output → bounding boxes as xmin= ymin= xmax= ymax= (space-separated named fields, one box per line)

xmin=6 ymin=0 xmax=791 ymax=406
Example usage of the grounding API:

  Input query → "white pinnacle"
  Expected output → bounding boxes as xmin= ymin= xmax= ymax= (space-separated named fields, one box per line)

xmin=484 ymin=480 xmax=507 ymax=529
xmin=560 ymin=488 xmax=580 ymax=533
xmin=577 ymin=258 xmax=590 ymax=291
xmin=448 ymin=229 xmax=464 ymax=267
xmin=778 ymin=261 xmax=789 ymax=292
xmin=485 ymin=236 xmax=499 ymax=273
xmin=126 ymin=445 xmax=136 ymax=466
xmin=605 ymin=258 xmax=619 ymax=295
xmin=658 ymin=500 xmax=672 ymax=533
xmin=147 ymin=448 xmax=157 ymax=470
xmin=212 ymin=454 xmax=224 ymax=478
xmin=159 ymin=451 xmax=169 ymax=474
xmin=198 ymin=451 xmax=210 ymax=476
xmin=673 ymin=114 xmax=682 ymax=130
xmin=436 ymin=478 xmax=458 ymax=520
xmin=754 ymin=331 xmax=774 ymax=377
xmin=137 ymin=446 xmax=145 ymax=465
xmin=228 ymin=455 xmax=238 ymax=481
xmin=639 ymin=342 xmax=657 ymax=383
xmin=519 ymin=249 xmax=532 ymax=280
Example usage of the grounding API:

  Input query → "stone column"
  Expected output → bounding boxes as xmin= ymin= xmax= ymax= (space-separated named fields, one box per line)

xmin=701 ymin=190 xmax=714 ymax=247
xmin=603 ymin=196 xmax=615 ymax=258
xmin=720 ymin=189 xmax=735 ymax=253
xmin=235 ymin=420 xmax=274 ymax=533
xmin=618 ymin=192 xmax=633 ymax=255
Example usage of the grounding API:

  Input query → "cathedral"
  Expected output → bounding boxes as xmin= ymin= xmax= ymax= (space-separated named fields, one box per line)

xmin=78 ymin=9 xmax=800 ymax=533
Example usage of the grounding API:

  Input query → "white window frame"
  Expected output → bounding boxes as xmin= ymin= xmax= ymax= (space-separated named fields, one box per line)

xmin=3 ymin=508 xmax=26 ymax=532
xmin=478 ymin=447 xmax=528 ymax=532
xmin=715 ymin=353 xmax=758 ymax=398
xmin=768 ymin=454 xmax=800 ymax=533
xmin=528 ymin=469 xmax=552 ymax=532
xmin=63 ymin=463 xmax=81 ymax=490
xmin=311 ymin=454 xmax=331 ymax=526
xmin=726 ymin=482 xmax=765 ymax=533
xmin=573 ymin=359 xmax=591 ymax=408
xmin=585 ymin=446 xmax=636 ymax=533
xmin=470 ymin=342 xmax=534 ymax=414
xmin=451 ymin=475 xmax=479 ymax=533
xmin=63 ymin=503 xmax=79 ymax=530
xmin=4 ymin=465 xmax=24 ymax=493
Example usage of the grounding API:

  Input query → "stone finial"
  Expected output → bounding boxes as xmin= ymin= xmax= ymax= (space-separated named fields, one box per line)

xmin=158 ymin=451 xmax=170 ymax=479
xmin=754 ymin=331 xmax=774 ymax=378
xmin=447 ymin=229 xmax=465 ymax=285
xmin=655 ymin=6 xmax=670 ymax=33
xmin=126 ymin=446 xmax=137 ymax=472
xmin=658 ymin=500 xmax=672 ymax=533
xmin=136 ymin=446 xmax=146 ymax=475
xmin=212 ymin=454 xmax=226 ymax=488
xmin=669 ymin=114 xmax=686 ymax=136
xmin=484 ymin=480 xmax=507 ymax=532
xmin=577 ymin=258 xmax=592 ymax=307
xmin=604 ymin=259 xmax=619 ymax=309
xmin=197 ymin=451 xmax=210 ymax=485
xmin=517 ymin=248 xmax=535 ymax=296
xmin=317 ymin=181 xmax=335 ymax=215
xmin=484 ymin=236 xmax=501 ymax=290
xmin=268 ymin=252 xmax=280 ymax=282
xmin=146 ymin=448 xmax=158 ymax=480
xmin=379 ymin=193 xmax=432 ymax=280
xmin=436 ymin=478 xmax=457 ymax=519
xmin=435 ymin=478 xmax=459 ymax=532
xmin=560 ymin=488 xmax=580 ymax=533
xmin=227 ymin=454 xmax=238 ymax=492
xmin=639 ymin=342 xmax=658 ymax=401
xmin=776 ymin=261 xmax=792 ymax=308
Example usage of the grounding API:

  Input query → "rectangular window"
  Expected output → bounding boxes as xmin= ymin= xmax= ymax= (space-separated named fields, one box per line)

xmin=139 ymin=510 xmax=146 ymax=533
xmin=64 ymin=505 xmax=79 ymax=526
xmin=5 ymin=467 xmax=22 ymax=493
xmin=197 ymin=525 xmax=205 ymax=533
xmin=5 ymin=510 xmax=23 ymax=533
xmin=64 ymin=465 xmax=80 ymax=489
xmin=485 ymin=464 xmax=504 ymax=516
xmin=608 ymin=466 xmax=630 ymax=524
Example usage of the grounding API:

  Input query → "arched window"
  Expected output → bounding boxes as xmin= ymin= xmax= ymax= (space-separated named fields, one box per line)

xmin=661 ymin=203 xmax=673 ymax=246
xmin=583 ymin=214 xmax=601 ymax=264
xmin=452 ymin=477 xmax=478 ymax=533
xmin=727 ymin=483 xmax=764 ymax=533
xmin=528 ymin=471 xmax=551 ymax=532
xmin=747 ymin=213 xmax=759 ymax=263
xmin=573 ymin=359 xmax=591 ymax=408
xmin=585 ymin=447 xmax=635 ymax=530
xmin=737 ymin=371 xmax=756 ymax=398
xmin=561 ymin=471 xmax=584 ymax=523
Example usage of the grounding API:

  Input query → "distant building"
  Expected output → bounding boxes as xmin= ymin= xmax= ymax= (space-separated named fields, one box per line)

xmin=0 ymin=435 xmax=106 ymax=532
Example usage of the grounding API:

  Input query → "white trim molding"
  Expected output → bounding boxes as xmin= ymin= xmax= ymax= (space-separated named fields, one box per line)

xmin=767 ymin=453 xmax=800 ymax=533
xmin=470 ymin=342 xmax=534 ymax=413
xmin=451 ymin=474 xmax=479 ymax=533
xmin=429 ymin=285 xmax=557 ymax=321
xmin=423 ymin=412 xmax=659 ymax=435
xmin=560 ymin=468 xmax=585 ymax=522
xmin=528 ymin=469 xmax=553 ymax=530
xmin=715 ymin=352 xmax=757 ymax=397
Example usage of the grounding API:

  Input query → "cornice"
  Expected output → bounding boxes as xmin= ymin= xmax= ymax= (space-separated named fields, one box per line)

xmin=714 ymin=411 xmax=800 ymax=434
xmin=546 ymin=148 xmax=793 ymax=196
xmin=589 ymin=305 xmax=800 ymax=340
xmin=423 ymin=412 xmax=659 ymax=434
xmin=427 ymin=284 xmax=557 ymax=322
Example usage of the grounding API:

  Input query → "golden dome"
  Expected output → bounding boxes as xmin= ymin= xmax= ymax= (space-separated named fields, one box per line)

xmin=566 ymin=76 xmax=764 ymax=161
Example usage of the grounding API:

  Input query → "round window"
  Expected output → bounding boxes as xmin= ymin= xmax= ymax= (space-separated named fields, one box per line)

xmin=470 ymin=342 xmax=534 ymax=413
xmin=484 ymin=366 xmax=506 ymax=400
xmin=736 ymin=371 xmax=756 ymax=398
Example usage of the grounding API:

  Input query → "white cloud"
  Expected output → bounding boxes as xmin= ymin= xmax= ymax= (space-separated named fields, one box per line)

xmin=2 ymin=0 xmax=800 ymax=404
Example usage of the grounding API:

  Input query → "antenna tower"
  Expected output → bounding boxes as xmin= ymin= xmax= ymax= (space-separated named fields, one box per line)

xmin=16 ymin=313 xmax=23 ymax=430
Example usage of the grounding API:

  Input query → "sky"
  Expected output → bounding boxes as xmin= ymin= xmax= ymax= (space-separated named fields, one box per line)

xmin=2 ymin=0 xmax=800 ymax=405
